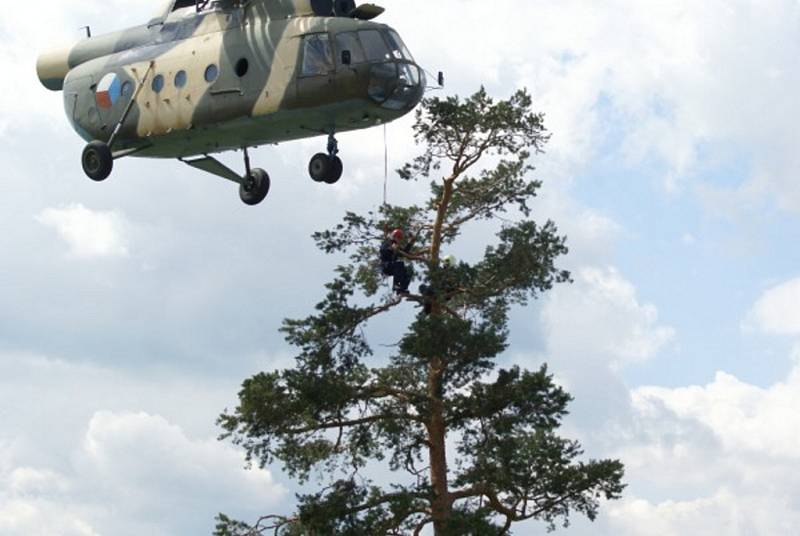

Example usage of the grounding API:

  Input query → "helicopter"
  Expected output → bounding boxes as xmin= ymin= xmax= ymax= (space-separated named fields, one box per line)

xmin=36 ymin=0 xmax=437 ymax=205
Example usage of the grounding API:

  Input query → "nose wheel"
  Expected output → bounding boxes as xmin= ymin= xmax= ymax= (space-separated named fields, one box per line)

xmin=79 ymin=63 xmax=156 ymax=183
xmin=82 ymin=141 xmax=114 ymax=182
xmin=309 ymin=133 xmax=344 ymax=184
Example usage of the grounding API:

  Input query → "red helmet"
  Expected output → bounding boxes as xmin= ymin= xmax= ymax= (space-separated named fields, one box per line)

xmin=390 ymin=228 xmax=404 ymax=241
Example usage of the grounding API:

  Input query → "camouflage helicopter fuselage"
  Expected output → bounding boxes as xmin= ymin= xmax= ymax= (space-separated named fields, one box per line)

xmin=36 ymin=0 xmax=426 ymax=204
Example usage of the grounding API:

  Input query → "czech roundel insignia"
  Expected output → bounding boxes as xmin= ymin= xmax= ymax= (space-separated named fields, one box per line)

xmin=96 ymin=73 xmax=122 ymax=109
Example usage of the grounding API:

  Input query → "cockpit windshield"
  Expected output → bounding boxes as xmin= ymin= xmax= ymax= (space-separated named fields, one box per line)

xmin=353 ymin=29 xmax=414 ymax=63
xmin=358 ymin=30 xmax=391 ymax=62
xmin=385 ymin=30 xmax=414 ymax=62
xmin=172 ymin=0 xmax=196 ymax=10
xmin=336 ymin=32 xmax=366 ymax=64
xmin=155 ymin=0 xmax=232 ymax=18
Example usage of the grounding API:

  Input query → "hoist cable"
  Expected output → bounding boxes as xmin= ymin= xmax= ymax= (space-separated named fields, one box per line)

xmin=383 ymin=123 xmax=389 ymax=206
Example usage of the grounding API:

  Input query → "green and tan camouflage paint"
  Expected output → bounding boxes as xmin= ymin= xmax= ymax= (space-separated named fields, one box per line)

xmin=37 ymin=0 xmax=423 ymax=159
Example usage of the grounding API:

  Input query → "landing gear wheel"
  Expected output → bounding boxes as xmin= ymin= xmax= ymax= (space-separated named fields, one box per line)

xmin=82 ymin=141 xmax=113 ymax=182
xmin=323 ymin=156 xmax=343 ymax=184
xmin=309 ymin=153 xmax=332 ymax=183
xmin=239 ymin=168 xmax=271 ymax=206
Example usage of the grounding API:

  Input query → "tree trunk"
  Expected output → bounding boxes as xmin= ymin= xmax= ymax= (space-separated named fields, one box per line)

xmin=428 ymin=356 xmax=451 ymax=535
xmin=430 ymin=177 xmax=456 ymax=266
xmin=428 ymin=176 xmax=456 ymax=534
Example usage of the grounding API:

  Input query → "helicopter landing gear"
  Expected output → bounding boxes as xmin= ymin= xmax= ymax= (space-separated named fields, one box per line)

xmin=180 ymin=147 xmax=271 ymax=206
xmin=239 ymin=168 xmax=270 ymax=206
xmin=80 ymin=62 xmax=156 ymax=183
xmin=309 ymin=133 xmax=344 ymax=184
xmin=309 ymin=154 xmax=343 ymax=184
xmin=82 ymin=141 xmax=113 ymax=182
xmin=238 ymin=147 xmax=270 ymax=206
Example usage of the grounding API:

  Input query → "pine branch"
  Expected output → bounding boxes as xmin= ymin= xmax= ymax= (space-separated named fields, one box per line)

xmin=322 ymin=296 xmax=404 ymax=345
xmin=285 ymin=412 xmax=424 ymax=435
xmin=413 ymin=517 xmax=433 ymax=535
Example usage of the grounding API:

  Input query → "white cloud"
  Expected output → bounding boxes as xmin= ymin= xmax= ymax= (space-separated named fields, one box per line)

xmin=501 ymin=353 xmax=800 ymax=536
xmin=0 ymin=498 xmax=100 ymax=536
xmin=0 ymin=410 xmax=285 ymax=536
xmin=396 ymin=0 xmax=800 ymax=210
xmin=0 ymin=352 xmax=287 ymax=536
xmin=542 ymin=266 xmax=675 ymax=368
xmin=746 ymin=277 xmax=800 ymax=336
xmin=530 ymin=176 xmax=624 ymax=267
xmin=6 ymin=467 xmax=70 ymax=495
xmin=77 ymin=411 xmax=284 ymax=523
xmin=526 ymin=266 xmax=675 ymax=433
xmin=36 ymin=204 xmax=130 ymax=259
xmin=608 ymin=490 xmax=800 ymax=536
xmin=596 ymin=359 xmax=800 ymax=535
xmin=635 ymin=368 xmax=800 ymax=461
xmin=0 ymin=446 xmax=99 ymax=536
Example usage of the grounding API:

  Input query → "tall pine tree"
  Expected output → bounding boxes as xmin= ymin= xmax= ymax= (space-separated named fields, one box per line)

xmin=216 ymin=88 xmax=625 ymax=535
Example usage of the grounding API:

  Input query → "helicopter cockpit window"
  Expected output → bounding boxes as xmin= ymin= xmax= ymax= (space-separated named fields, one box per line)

xmin=301 ymin=34 xmax=333 ymax=77
xmin=386 ymin=30 xmax=414 ymax=61
xmin=171 ymin=0 xmax=196 ymax=11
xmin=335 ymin=32 xmax=366 ymax=65
xmin=358 ymin=30 xmax=390 ymax=62
xmin=152 ymin=0 xmax=216 ymax=25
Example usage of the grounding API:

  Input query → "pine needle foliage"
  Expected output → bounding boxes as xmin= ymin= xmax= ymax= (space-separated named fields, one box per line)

xmin=216 ymin=88 xmax=625 ymax=535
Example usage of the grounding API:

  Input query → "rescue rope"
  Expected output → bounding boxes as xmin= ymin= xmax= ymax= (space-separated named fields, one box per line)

xmin=383 ymin=123 xmax=389 ymax=206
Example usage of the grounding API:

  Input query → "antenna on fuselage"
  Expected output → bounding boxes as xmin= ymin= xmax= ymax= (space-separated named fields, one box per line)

xmin=80 ymin=26 xmax=91 ymax=38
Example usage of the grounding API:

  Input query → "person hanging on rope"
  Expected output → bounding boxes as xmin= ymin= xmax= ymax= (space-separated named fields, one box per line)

xmin=380 ymin=228 xmax=415 ymax=295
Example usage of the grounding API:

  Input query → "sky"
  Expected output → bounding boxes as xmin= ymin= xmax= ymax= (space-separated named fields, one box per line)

xmin=2 ymin=0 xmax=800 ymax=534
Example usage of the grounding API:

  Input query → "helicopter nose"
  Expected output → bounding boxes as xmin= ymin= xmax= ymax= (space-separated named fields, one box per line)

xmin=367 ymin=61 xmax=425 ymax=112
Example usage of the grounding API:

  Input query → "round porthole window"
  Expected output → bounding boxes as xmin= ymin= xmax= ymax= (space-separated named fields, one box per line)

xmin=204 ymin=64 xmax=219 ymax=83
xmin=152 ymin=74 xmax=164 ymax=93
xmin=175 ymin=70 xmax=187 ymax=88
xmin=121 ymin=81 xmax=133 ymax=98
xmin=235 ymin=58 xmax=249 ymax=78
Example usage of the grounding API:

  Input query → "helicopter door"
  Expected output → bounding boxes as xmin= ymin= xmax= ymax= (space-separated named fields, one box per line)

xmin=333 ymin=31 xmax=367 ymax=98
xmin=296 ymin=33 xmax=335 ymax=106
xmin=204 ymin=10 xmax=255 ymax=123
xmin=207 ymin=42 xmax=252 ymax=121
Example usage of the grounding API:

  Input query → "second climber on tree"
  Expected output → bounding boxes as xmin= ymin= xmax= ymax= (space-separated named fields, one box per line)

xmin=420 ymin=255 xmax=458 ymax=314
